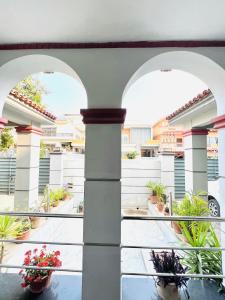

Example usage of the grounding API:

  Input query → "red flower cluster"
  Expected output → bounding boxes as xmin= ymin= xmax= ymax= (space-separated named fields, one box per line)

xmin=19 ymin=245 xmax=62 ymax=288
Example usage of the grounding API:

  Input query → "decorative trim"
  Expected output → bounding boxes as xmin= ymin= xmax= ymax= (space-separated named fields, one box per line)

xmin=213 ymin=114 xmax=225 ymax=129
xmin=183 ymin=129 xmax=209 ymax=137
xmin=1 ymin=41 xmax=225 ymax=50
xmin=16 ymin=125 xmax=43 ymax=135
xmin=166 ymin=89 xmax=211 ymax=121
xmin=0 ymin=118 xmax=8 ymax=130
xmin=80 ymin=108 xmax=126 ymax=124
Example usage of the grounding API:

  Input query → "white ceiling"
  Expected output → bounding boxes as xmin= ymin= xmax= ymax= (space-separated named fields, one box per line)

xmin=1 ymin=0 xmax=225 ymax=43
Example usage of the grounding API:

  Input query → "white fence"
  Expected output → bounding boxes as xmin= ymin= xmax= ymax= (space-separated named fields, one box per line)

xmin=62 ymin=154 xmax=161 ymax=208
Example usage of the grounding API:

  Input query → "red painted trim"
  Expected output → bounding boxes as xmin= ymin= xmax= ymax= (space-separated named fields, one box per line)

xmin=213 ymin=114 xmax=225 ymax=129
xmin=183 ymin=129 xmax=209 ymax=137
xmin=80 ymin=108 xmax=126 ymax=124
xmin=16 ymin=125 xmax=43 ymax=135
xmin=1 ymin=41 xmax=225 ymax=50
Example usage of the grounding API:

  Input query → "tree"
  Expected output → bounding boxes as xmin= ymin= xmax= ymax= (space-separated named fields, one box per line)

xmin=15 ymin=75 xmax=48 ymax=106
xmin=0 ymin=128 xmax=14 ymax=151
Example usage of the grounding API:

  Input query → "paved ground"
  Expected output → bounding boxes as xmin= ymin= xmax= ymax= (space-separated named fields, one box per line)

xmin=1 ymin=198 xmax=179 ymax=276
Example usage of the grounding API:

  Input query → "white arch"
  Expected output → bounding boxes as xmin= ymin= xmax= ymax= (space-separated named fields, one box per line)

xmin=123 ymin=51 xmax=225 ymax=115
xmin=0 ymin=54 xmax=87 ymax=115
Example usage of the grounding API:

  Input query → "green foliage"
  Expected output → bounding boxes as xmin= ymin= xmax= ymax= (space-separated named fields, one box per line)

xmin=0 ymin=215 xmax=20 ymax=239
xmin=40 ymin=141 xmax=47 ymax=158
xmin=182 ymin=224 xmax=222 ymax=287
xmin=173 ymin=192 xmax=209 ymax=232
xmin=49 ymin=188 xmax=65 ymax=206
xmin=16 ymin=218 xmax=31 ymax=235
xmin=126 ymin=151 xmax=138 ymax=159
xmin=146 ymin=181 xmax=166 ymax=200
xmin=0 ymin=128 xmax=14 ymax=151
xmin=0 ymin=215 xmax=21 ymax=263
xmin=15 ymin=75 xmax=48 ymax=106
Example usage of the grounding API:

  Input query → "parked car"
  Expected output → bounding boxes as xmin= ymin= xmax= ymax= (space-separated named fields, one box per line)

xmin=208 ymin=179 xmax=220 ymax=217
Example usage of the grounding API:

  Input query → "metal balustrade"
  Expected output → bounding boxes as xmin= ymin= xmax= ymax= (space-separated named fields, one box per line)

xmin=0 ymin=212 xmax=224 ymax=279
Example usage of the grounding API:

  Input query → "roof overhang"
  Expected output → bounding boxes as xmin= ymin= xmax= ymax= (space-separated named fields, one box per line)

xmin=3 ymin=94 xmax=55 ymax=127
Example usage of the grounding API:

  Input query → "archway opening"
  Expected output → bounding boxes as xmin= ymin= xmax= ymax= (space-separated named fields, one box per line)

xmin=0 ymin=55 xmax=87 ymax=280
xmin=121 ymin=51 xmax=225 ymax=289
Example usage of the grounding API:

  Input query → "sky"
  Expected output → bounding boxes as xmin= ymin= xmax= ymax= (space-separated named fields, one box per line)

xmin=31 ymin=70 xmax=208 ymax=124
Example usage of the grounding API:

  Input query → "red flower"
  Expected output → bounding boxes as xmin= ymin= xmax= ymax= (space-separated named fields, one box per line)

xmin=55 ymin=251 xmax=60 ymax=256
xmin=21 ymin=282 xmax=27 ymax=288
xmin=42 ymin=245 xmax=47 ymax=249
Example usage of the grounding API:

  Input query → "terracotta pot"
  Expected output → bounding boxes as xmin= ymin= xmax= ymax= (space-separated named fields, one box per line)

xmin=29 ymin=273 xmax=52 ymax=294
xmin=16 ymin=229 xmax=31 ymax=240
xmin=157 ymin=281 xmax=180 ymax=300
xmin=30 ymin=217 xmax=43 ymax=229
xmin=149 ymin=195 xmax=159 ymax=204
xmin=172 ymin=221 xmax=182 ymax=234
xmin=157 ymin=202 xmax=164 ymax=212
xmin=63 ymin=194 xmax=71 ymax=201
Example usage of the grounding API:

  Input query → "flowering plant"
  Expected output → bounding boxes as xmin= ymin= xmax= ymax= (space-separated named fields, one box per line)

xmin=19 ymin=245 xmax=62 ymax=288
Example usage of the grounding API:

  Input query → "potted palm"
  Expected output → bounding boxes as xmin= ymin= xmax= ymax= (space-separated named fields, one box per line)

xmin=172 ymin=192 xmax=209 ymax=236
xmin=19 ymin=245 xmax=62 ymax=293
xmin=146 ymin=182 xmax=158 ymax=204
xmin=151 ymin=250 xmax=189 ymax=300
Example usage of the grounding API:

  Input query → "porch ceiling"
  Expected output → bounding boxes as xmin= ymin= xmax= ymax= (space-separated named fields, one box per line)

xmin=1 ymin=1 xmax=225 ymax=44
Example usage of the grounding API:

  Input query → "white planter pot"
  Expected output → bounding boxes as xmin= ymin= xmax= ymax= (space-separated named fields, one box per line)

xmin=157 ymin=281 xmax=180 ymax=300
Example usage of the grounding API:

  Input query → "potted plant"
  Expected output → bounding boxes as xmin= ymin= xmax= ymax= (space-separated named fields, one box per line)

xmin=29 ymin=206 xmax=44 ymax=229
xmin=16 ymin=217 xmax=31 ymax=240
xmin=0 ymin=215 xmax=20 ymax=263
xmin=126 ymin=151 xmax=138 ymax=159
xmin=146 ymin=182 xmax=166 ymax=205
xmin=19 ymin=245 xmax=62 ymax=293
xmin=172 ymin=192 xmax=209 ymax=236
xmin=182 ymin=222 xmax=222 ymax=289
xmin=63 ymin=188 xmax=72 ymax=200
xmin=146 ymin=182 xmax=158 ymax=204
xmin=151 ymin=250 xmax=189 ymax=300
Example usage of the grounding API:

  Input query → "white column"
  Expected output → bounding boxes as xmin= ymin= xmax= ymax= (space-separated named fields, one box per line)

xmin=14 ymin=126 xmax=42 ymax=211
xmin=214 ymin=114 xmax=225 ymax=282
xmin=81 ymin=109 xmax=126 ymax=300
xmin=0 ymin=117 xmax=8 ymax=134
xmin=49 ymin=152 xmax=64 ymax=189
xmin=159 ymin=151 xmax=175 ymax=198
xmin=183 ymin=129 xmax=208 ymax=194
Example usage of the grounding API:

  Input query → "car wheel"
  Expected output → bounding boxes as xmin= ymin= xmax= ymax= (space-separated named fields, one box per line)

xmin=208 ymin=198 xmax=220 ymax=217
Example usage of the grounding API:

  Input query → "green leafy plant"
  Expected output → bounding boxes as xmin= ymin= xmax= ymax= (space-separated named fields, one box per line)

xmin=0 ymin=215 xmax=20 ymax=263
xmin=126 ymin=151 xmax=138 ymax=159
xmin=173 ymin=192 xmax=209 ymax=235
xmin=16 ymin=217 xmax=31 ymax=236
xmin=146 ymin=181 xmax=166 ymax=201
xmin=0 ymin=128 xmax=14 ymax=151
xmin=182 ymin=223 xmax=222 ymax=287
xmin=15 ymin=75 xmax=48 ymax=106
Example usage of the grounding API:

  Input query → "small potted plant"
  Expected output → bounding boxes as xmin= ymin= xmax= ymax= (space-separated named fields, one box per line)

xmin=126 ymin=151 xmax=138 ymax=159
xmin=63 ymin=188 xmax=72 ymax=201
xmin=147 ymin=182 xmax=166 ymax=205
xmin=19 ymin=245 xmax=62 ymax=293
xmin=16 ymin=217 xmax=31 ymax=240
xmin=29 ymin=206 xmax=44 ymax=229
xmin=151 ymin=250 xmax=189 ymax=300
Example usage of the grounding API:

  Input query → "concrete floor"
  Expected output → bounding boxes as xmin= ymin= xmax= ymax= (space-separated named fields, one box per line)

xmin=1 ymin=198 xmax=179 ymax=276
